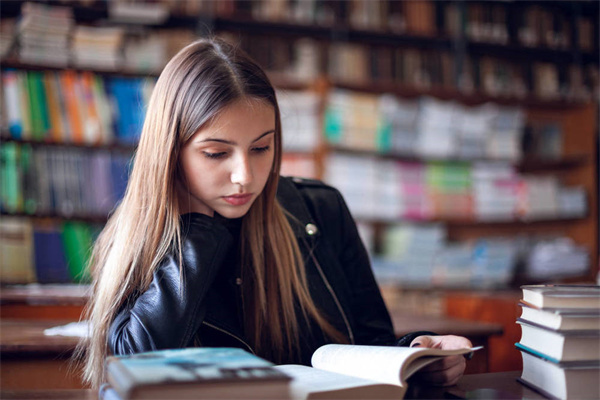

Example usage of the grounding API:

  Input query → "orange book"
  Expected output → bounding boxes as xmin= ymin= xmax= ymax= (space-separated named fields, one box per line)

xmin=43 ymin=71 xmax=64 ymax=142
xmin=81 ymin=72 xmax=102 ymax=144
xmin=60 ymin=70 xmax=84 ymax=143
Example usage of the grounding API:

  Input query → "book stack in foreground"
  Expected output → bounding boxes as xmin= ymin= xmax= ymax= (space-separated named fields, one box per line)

xmin=516 ymin=284 xmax=600 ymax=400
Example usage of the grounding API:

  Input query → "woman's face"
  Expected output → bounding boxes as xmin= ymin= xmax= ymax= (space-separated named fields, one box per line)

xmin=178 ymin=99 xmax=276 ymax=219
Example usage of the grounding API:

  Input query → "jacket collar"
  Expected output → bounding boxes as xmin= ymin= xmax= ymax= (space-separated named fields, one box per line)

xmin=277 ymin=176 xmax=320 ymax=240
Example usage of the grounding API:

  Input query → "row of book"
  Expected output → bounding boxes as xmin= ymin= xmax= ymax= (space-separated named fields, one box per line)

xmin=6 ymin=4 xmax=598 ymax=102
xmin=464 ymin=3 xmax=596 ymax=51
xmin=241 ymin=35 xmax=598 ymax=102
xmin=1 ymin=142 xmax=130 ymax=218
xmin=324 ymin=154 xmax=587 ymax=222
xmin=0 ymin=216 xmax=96 ymax=284
xmin=326 ymin=93 xmax=527 ymax=160
xmin=516 ymin=285 xmax=600 ymax=400
xmin=1 ymin=69 xmax=154 ymax=145
xmin=6 ymin=2 xmax=196 ymax=72
xmin=134 ymin=0 xmax=597 ymax=51
xmin=365 ymin=224 xmax=590 ymax=288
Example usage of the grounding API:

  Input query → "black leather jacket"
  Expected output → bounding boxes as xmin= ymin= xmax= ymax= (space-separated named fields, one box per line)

xmin=109 ymin=177 xmax=430 ymax=365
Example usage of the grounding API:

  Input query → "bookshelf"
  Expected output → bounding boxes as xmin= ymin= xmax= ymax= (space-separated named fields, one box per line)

xmin=1 ymin=0 xmax=597 ymax=286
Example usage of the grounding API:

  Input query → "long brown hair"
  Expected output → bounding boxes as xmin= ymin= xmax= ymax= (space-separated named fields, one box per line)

xmin=77 ymin=38 xmax=344 ymax=389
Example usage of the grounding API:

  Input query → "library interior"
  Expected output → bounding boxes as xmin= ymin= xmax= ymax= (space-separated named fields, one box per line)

xmin=0 ymin=0 xmax=598 ymax=398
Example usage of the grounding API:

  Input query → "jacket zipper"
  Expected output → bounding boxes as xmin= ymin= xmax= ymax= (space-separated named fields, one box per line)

xmin=202 ymin=321 xmax=256 ymax=354
xmin=311 ymin=254 xmax=356 ymax=344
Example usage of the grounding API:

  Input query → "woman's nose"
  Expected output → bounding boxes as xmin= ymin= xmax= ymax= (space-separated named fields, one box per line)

xmin=231 ymin=156 xmax=252 ymax=187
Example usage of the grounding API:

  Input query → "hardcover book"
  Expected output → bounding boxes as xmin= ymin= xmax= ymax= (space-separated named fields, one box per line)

xmin=517 ymin=344 xmax=599 ymax=400
xmin=519 ymin=300 xmax=600 ymax=331
xmin=517 ymin=319 xmax=600 ymax=362
xmin=106 ymin=347 xmax=291 ymax=400
xmin=520 ymin=284 xmax=600 ymax=310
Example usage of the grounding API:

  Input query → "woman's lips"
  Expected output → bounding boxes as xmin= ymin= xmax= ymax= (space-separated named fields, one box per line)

xmin=222 ymin=193 xmax=253 ymax=206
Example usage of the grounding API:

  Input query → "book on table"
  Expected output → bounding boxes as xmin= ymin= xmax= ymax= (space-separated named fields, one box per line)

xmin=520 ymin=284 xmax=600 ymax=309
xmin=517 ymin=284 xmax=600 ymax=400
xmin=275 ymin=344 xmax=480 ymax=400
xmin=517 ymin=319 xmax=600 ymax=362
xmin=105 ymin=347 xmax=291 ymax=400
xmin=519 ymin=300 xmax=600 ymax=331
xmin=517 ymin=344 xmax=599 ymax=400
xmin=105 ymin=344 xmax=480 ymax=400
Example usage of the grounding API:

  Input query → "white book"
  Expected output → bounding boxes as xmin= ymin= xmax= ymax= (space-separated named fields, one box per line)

xmin=276 ymin=344 xmax=480 ymax=400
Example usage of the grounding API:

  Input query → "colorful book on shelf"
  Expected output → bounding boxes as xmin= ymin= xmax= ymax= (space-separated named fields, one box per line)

xmin=516 ymin=343 xmax=599 ymax=400
xmin=105 ymin=347 xmax=291 ymax=400
xmin=520 ymin=284 xmax=600 ymax=310
xmin=0 ymin=217 xmax=36 ymax=284
xmin=0 ymin=142 xmax=21 ymax=213
xmin=517 ymin=319 xmax=600 ymax=362
xmin=43 ymin=71 xmax=64 ymax=142
xmin=33 ymin=223 xmax=70 ymax=283
xmin=61 ymin=70 xmax=84 ymax=143
xmin=17 ymin=71 xmax=32 ymax=140
xmin=2 ymin=69 xmax=23 ymax=138
xmin=61 ymin=222 xmax=92 ymax=283
xmin=519 ymin=300 xmax=600 ymax=331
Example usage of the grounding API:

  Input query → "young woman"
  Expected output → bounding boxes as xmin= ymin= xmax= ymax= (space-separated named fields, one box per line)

xmin=80 ymin=38 xmax=472 ymax=389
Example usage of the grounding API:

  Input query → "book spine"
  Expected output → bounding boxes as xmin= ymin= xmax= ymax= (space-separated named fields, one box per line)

xmin=2 ymin=70 xmax=23 ymax=138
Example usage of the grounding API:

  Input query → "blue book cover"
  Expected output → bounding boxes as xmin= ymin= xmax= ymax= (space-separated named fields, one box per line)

xmin=106 ymin=347 xmax=290 ymax=400
xmin=110 ymin=153 xmax=130 ymax=204
xmin=33 ymin=226 xmax=70 ymax=283
xmin=108 ymin=78 xmax=145 ymax=144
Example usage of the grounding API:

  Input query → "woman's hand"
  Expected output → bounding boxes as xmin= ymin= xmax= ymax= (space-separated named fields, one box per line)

xmin=409 ymin=335 xmax=473 ymax=386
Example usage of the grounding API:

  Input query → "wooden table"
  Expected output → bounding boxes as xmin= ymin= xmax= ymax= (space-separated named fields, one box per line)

xmin=391 ymin=311 xmax=503 ymax=374
xmin=0 ymin=371 xmax=544 ymax=399
xmin=1 ymin=284 xmax=89 ymax=320
xmin=1 ymin=319 xmax=84 ymax=390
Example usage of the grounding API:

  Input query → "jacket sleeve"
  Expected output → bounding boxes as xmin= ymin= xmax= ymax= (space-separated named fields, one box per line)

xmin=108 ymin=213 xmax=233 ymax=355
xmin=332 ymin=189 xmax=436 ymax=347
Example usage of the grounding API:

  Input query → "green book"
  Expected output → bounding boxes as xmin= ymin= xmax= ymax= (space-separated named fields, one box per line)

xmin=61 ymin=222 xmax=92 ymax=283
xmin=34 ymin=71 xmax=51 ymax=137
xmin=0 ymin=142 xmax=22 ymax=213
xmin=26 ymin=72 xmax=44 ymax=140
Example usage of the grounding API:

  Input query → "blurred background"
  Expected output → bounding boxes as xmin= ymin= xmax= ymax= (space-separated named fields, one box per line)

xmin=0 ymin=0 xmax=598 ymax=377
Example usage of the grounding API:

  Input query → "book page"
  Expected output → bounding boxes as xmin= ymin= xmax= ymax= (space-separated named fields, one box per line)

xmin=311 ymin=344 xmax=481 ymax=386
xmin=275 ymin=365 xmax=405 ymax=400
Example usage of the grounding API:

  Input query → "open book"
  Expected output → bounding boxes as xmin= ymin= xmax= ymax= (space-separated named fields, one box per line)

xmin=275 ymin=344 xmax=481 ymax=400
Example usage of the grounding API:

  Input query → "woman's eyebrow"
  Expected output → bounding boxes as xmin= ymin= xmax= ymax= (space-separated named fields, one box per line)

xmin=199 ymin=130 xmax=275 ymax=145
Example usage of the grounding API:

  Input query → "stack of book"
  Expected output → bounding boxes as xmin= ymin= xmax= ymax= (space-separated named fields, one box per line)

xmin=524 ymin=239 xmax=590 ymax=281
xmin=17 ymin=2 xmax=74 ymax=67
xmin=278 ymin=90 xmax=321 ymax=153
xmin=71 ymin=26 xmax=125 ymax=70
xmin=516 ymin=284 xmax=600 ymax=400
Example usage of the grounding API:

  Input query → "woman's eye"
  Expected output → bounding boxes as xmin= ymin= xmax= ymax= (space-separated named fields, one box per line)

xmin=252 ymin=145 xmax=270 ymax=154
xmin=202 ymin=151 xmax=227 ymax=159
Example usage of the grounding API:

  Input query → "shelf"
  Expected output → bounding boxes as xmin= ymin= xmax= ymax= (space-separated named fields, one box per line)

xmin=467 ymin=42 xmax=599 ymax=66
xmin=0 ymin=60 xmax=313 ymax=91
xmin=331 ymin=80 xmax=595 ymax=109
xmin=1 ymin=135 xmax=136 ymax=153
xmin=1 ymin=211 xmax=109 ymax=224
xmin=0 ymin=59 xmax=161 ymax=78
xmin=356 ymin=216 xmax=588 ymax=227
xmin=328 ymin=146 xmax=590 ymax=170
